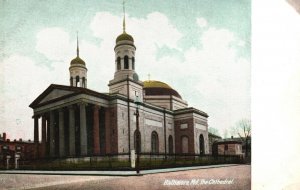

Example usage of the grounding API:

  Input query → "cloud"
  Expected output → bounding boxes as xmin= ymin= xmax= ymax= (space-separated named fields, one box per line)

xmin=140 ymin=26 xmax=250 ymax=132
xmin=36 ymin=28 xmax=73 ymax=62
xmin=35 ymin=12 xmax=185 ymax=94
xmin=35 ymin=27 xmax=113 ymax=92
xmin=90 ymin=12 xmax=182 ymax=50
xmin=192 ymin=28 xmax=250 ymax=130
xmin=201 ymin=27 xmax=235 ymax=51
xmin=0 ymin=54 xmax=54 ymax=140
xmin=238 ymin=40 xmax=246 ymax=47
xmin=90 ymin=12 xmax=183 ymax=82
xmin=196 ymin=17 xmax=208 ymax=28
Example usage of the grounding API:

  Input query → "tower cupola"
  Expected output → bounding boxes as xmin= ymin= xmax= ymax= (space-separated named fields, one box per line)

xmin=108 ymin=1 xmax=143 ymax=101
xmin=113 ymin=1 xmax=136 ymax=80
xmin=69 ymin=33 xmax=87 ymax=88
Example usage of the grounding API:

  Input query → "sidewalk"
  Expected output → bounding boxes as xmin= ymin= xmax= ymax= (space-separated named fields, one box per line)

xmin=0 ymin=164 xmax=240 ymax=176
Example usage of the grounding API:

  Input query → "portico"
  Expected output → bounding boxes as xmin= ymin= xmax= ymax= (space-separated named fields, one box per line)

xmin=30 ymin=85 xmax=112 ymax=158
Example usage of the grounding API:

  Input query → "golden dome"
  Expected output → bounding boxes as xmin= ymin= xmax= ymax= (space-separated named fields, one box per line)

xmin=70 ymin=56 xmax=85 ymax=65
xmin=116 ymin=32 xmax=134 ymax=43
xmin=143 ymin=80 xmax=182 ymax=99
xmin=143 ymin=80 xmax=172 ymax=89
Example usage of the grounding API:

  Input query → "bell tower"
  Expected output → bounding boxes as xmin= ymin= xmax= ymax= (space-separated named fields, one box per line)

xmin=69 ymin=33 xmax=87 ymax=88
xmin=108 ymin=1 xmax=143 ymax=100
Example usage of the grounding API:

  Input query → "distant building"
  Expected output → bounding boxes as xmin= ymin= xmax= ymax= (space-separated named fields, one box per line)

xmin=0 ymin=133 xmax=6 ymax=142
xmin=0 ymin=132 xmax=36 ymax=162
xmin=208 ymin=132 xmax=221 ymax=155
xmin=213 ymin=136 xmax=243 ymax=156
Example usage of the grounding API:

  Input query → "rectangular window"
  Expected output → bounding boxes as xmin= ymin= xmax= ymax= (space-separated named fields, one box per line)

xmin=180 ymin=123 xmax=188 ymax=129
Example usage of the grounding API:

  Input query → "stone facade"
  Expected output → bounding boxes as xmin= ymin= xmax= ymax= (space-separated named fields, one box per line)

xmin=213 ymin=138 xmax=243 ymax=156
xmin=217 ymin=143 xmax=242 ymax=155
xmin=29 ymin=17 xmax=210 ymax=159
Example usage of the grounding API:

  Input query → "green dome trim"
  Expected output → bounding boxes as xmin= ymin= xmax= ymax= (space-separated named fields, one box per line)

xmin=116 ymin=32 xmax=134 ymax=43
xmin=70 ymin=56 xmax=86 ymax=65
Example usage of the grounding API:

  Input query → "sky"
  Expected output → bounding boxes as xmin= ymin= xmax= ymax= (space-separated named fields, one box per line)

xmin=0 ymin=0 xmax=251 ymax=140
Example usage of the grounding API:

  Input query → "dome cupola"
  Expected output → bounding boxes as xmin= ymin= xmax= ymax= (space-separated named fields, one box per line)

xmin=116 ymin=32 xmax=134 ymax=43
xmin=70 ymin=56 xmax=85 ymax=65
xmin=112 ymin=1 xmax=137 ymax=78
xmin=143 ymin=80 xmax=182 ymax=99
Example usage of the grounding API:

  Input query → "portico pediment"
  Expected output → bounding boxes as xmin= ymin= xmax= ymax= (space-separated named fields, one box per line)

xmin=39 ymin=89 xmax=74 ymax=104
xmin=29 ymin=84 xmax=80 ymax=108
xmin=29 ymin=84 xmax=111 ymax=109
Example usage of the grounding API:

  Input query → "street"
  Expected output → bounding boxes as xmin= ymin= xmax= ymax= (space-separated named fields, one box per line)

xmin=0 ymin=165 xmax=250 ymax=190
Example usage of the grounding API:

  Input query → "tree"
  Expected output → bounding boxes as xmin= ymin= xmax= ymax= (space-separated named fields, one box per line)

xmin=223 ymin=129 xmax=229 ymax=139
xmin=231 ymin=119 xmax=251 ymax=157
xmin=208 ymin=127 xmax=220 ymax=136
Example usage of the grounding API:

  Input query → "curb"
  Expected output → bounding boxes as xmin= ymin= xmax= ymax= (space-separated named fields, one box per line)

xmin=0 ymin=164 xmax=246 ymax=176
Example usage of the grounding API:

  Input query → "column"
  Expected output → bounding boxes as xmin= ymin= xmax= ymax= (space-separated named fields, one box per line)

xmin=129 ymin=58 xmax=132 ymax=70
xmin=41 ymin=116 xmax=47 ymax=157
xmin=68 ymin=105 xmax=76 ymax=156
xmin=42 ymin=116 xmax=46 ymax=143
xmin=34 ymin=116 xmax=39 ymax=143
xmin=34 ymin=115 xmax=39 ymax=158
xmin=80 ymin=78 xmax=83 ymax=87
xmin=46 ymin=117 xmax=50 ymax=156
xmin=79 ymin=102 xmax=87 ymax=156
xmin=93 ymin=105 xmax=100 ymax=155
xmin=49 ymin=111 xmax=55 ymax=157
xmin=58 ymin=109 xmax=65 ymax=157
xmin=73 ymin=78 xmax=76 ymax=87
xmin=105 ymin=108 xmax=111 ymax=154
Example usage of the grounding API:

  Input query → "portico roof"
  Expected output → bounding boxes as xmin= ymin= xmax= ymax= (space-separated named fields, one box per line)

xmin=29 ymin=84 xmax=110 ymax=109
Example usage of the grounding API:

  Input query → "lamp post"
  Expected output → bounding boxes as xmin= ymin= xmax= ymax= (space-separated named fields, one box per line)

xmin=134 ymin=95 xmax=141 ymax=174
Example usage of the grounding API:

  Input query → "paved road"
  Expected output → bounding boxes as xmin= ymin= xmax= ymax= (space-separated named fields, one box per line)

xmin=0 ymin=165 xmax=250 ymax=190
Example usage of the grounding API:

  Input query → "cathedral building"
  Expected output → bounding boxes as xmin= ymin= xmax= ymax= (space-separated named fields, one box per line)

xmin=29 ymin=14 xmax=209 ymax=159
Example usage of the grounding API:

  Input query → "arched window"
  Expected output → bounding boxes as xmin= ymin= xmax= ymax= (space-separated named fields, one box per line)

xmin=181 ymin=136 xmax=189 ymax=153
xmin=82 ymin=77 xmax=86 ymax=88
xmin=134 ymin=130 xmax=141 ymax=153
xmin=168 ymin=135 xmax=173 ymax=154
xmin=76 ymin=76 xmax=80 ymax=87
xmin=117 ymin=57 xmax=121 ymax=70
xmin=132 ymin=57 xmax=135 ymax=70
xmin=124 ymin=56 xmax=129 ymax=69
xmin=199 ymin=134 xmax=205 ymax=155
xmin=151 ymin=131 xmax=159 ymax=153
xmin=70 ymin=77 xmax=73 ymax=86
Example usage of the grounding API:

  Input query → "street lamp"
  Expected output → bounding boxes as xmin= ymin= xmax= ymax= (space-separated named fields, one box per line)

xmin=134 ymin=95 xmax=141 ymax=174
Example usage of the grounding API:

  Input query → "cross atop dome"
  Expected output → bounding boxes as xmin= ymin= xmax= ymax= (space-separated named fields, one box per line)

xmin=116 ymin=0 xmax=134 ymax=43
xmin=110 ymin=0 xmax=141 ymax=100
xmin=71 ymin=32 xmax=85 ymax=65
xmin=76 ymin=31 xmax=79 ymax=57
xmin=123 ymin=0 xmax=126 ymax=33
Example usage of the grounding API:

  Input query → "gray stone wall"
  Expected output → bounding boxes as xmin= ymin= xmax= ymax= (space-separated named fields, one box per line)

xmin=194 ymin=117 xmax=209 ymax=154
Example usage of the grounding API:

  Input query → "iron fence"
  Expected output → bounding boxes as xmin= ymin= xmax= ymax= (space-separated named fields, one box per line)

xmin=0 ymin=152 xmax=244 ymax=171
